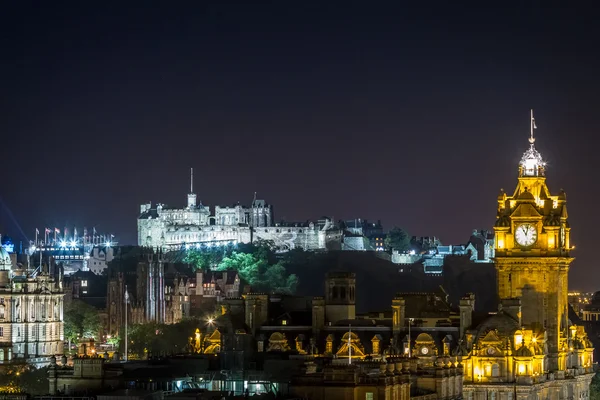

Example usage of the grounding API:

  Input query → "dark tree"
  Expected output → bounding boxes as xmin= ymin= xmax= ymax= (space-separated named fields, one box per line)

xmin=384 ymin=227 xmax=411 ymax=253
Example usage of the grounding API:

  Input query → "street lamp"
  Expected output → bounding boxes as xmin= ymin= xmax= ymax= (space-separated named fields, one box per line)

xmin=408 ymin=318 xmax=415 ymax=357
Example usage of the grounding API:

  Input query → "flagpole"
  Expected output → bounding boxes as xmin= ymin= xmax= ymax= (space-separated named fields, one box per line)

xmin=124 ymin=285 xmax=128 ymax=362
xmin=35 ymin=229 xmax=38 ymax=246
xmin=530 ymin=109 xmax=536 ymax=144
xmin=348 ymin=324 xmax=352 ymax=365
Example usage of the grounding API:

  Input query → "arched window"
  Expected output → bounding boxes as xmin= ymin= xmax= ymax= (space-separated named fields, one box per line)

xmin=0 ymin=305 xmax=4 ymax=319
xmin=492 ymin=363 xmax=500 ymax=377
xmin=484 ymin=363 xmax=492 ymax=376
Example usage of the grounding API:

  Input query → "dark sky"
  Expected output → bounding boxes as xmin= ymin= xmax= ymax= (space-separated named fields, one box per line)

xmin=1 ymin=2 xmax=599 ymax=289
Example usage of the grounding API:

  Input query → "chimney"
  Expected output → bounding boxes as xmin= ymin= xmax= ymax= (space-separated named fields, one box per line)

xmin=195 ymin=270 xmax=204 ymax=296
xmin=459 ymin=293 xmax=475 ymax=338
xmin=392 ymin=297 xmax=406 ymax=335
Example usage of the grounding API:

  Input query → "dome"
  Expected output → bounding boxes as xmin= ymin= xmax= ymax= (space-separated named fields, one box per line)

xmin=474 ymin=311 xmax=520 ymax=342
xmin=0 ymin=246 xmax=11 ymax=270
xmin=515 ymin=345 xmax=533 ymax=357
xmin=517 ymin=190 xmax=536 ymax=201
xmin=520 ymin=144 xmax=546 ymax=177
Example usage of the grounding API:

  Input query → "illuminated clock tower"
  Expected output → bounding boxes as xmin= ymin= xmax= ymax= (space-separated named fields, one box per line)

xmin=494 ymin=111 xmax=572 ymax=372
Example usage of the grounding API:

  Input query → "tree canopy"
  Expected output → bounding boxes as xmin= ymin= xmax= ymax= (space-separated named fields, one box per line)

xmin=183 ymin=240 xmax=298 ymax=294
xmin=384 ymin=227 xmax=411 ymax=253
xmin=125 ymin=319 xmax=204 ymax=358
xmin=64 ymin=300 xmax=102 ymax=342
xmin=0 ymin=364 xmax=49 ymax=395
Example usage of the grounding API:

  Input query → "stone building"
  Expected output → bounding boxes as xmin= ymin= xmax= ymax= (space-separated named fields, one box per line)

xmin=137 ymin=169 xmax=341 ymax=251
xmin=0 ymin=248 xmax=64 ymax=365
xmin=457 ymin=114 xmax=595 ymax=398
xmin=106 ymin=249 xmax=241 ymax=337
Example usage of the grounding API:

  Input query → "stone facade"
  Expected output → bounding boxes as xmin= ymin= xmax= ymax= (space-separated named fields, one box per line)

xmin=106 ymin=250 xmax=241 ymax=337
xmin=0 ymin=252 xmax=64 ymax=365
xmin=457 ymin=116 xmax=595 ymax=398
xmin=137 ymin=184 xmax=341 ymax=251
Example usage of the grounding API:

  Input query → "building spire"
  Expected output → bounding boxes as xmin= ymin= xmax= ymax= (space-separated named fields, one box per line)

xmin=190 ymin=167 xmax=194 ymax=194
xmin=529 ymin=109 xmax=537 ymax=145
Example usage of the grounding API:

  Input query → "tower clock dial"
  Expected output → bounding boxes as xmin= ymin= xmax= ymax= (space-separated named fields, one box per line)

xmin=515 ymin=223 xmax=538 ymax=246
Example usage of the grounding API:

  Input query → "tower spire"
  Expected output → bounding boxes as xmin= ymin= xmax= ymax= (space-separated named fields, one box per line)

xmin=190 ymin=167 xmax=194 ymax=194
xmin=529 ymin=109 xmax=537 ymax=145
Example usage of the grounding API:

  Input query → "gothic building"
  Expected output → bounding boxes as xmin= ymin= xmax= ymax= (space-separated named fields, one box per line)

xmin=0 ymin=247 xmax=64 ymax=365
xmin=106 ymin=249 xmax=241 ymax=337
xmin=137 ymin=169 xmax=341 ymax=252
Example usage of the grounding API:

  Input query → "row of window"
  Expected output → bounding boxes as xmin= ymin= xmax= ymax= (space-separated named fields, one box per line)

xmin=0 ymin=324 xmax=58 ymax=337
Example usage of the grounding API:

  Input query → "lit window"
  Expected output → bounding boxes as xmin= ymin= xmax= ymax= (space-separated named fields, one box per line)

xmin=282 ymin=320 xmax=287 ymax=326
xmin=366 ymin=393 xmax=374 ymax=400
xmin=81 ymin=280 xmax=88 ymax=287
xmin=0 ymin=327 xmax=3 ymax=337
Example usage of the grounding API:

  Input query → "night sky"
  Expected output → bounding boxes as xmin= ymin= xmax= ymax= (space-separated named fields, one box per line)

xmin=1 ymin=3 xmax=599 ymax=289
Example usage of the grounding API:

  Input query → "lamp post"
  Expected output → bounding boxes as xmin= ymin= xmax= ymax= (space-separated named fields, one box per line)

xmin=408 ymin=318 xmax=414 ymax=357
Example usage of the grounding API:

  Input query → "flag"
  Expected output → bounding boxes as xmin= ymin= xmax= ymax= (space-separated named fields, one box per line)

xmin=36 ymin=228 xmax=39 ymax=234
xmin=55 ymin=228 xmax=60 ymax=233
xmin=533 ymin=118 xmax=537 ymax=129
xmin=93 ymin=227 xmax=97 ymax=235
xmin=45 ymin=228 xmax=51 ymax=234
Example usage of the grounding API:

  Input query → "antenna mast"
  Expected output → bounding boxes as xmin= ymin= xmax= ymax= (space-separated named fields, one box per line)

xmin=529 ymin=109 xmax=536 ymax=145
xmin=190 ymin=168 xmax=194 ymax=193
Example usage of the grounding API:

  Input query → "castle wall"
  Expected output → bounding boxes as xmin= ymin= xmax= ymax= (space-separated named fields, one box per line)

xmin=253 ymin=226 xmax=322 ymax=250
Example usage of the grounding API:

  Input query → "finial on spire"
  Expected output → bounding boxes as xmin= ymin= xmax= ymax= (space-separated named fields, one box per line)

xmin=190 ymin=168 xmax=194 ymax=194
xmin=529 ymin=109 xmax=537 ymax=144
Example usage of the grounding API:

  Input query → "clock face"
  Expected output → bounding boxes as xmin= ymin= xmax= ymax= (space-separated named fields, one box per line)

xmin=421 ymin=347 xmax=429 ymax=355
xmin=515 ymin=223 xmax=537 ymax=247
xmin=487 ymin=347 xmax=495 ymax=355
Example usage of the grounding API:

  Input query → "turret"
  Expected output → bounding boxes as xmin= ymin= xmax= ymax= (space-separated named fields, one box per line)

xmin=325 ymin=272 xmax=356 ymax=324
xmin=459 ymin=293 xmax=475 ymax=338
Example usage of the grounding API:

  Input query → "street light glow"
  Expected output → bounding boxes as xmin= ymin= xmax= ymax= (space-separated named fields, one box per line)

xmin=105 ymin=241 xmax=112 ymax=247
xmin=70 ymin=240 xmax=77 ymax=247
xmin=60 ymin=240 xmax=67 ymax=248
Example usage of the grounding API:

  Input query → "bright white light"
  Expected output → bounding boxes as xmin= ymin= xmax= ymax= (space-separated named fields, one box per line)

xmin=409 ymin=250 xmax=416 ymax=255
xmin=184 ymin=244 xmax=190 ymax=250
xmin=195 ymin=243 xmax=201 ymax=249
xmin=207 ymin=242 xmax=212 ymax=247
xmin=30 ymin=245 xmax=37 ymax=252
xmin=105 ymin=241 xmax=112 ymax=247
xmin=208 ymin=318 xmax=214 ymax=324
xmin=60 ymin=240 xmax=67 ymax=248
xmin=69 ymin=240 xmax=77 ymax=247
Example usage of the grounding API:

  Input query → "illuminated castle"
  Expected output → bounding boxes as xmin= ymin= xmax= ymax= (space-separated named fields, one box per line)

xmin=458 ymin=111 xmax=594 ymax=398
xmin=137 ymin=169 xmax=341 ymax=252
